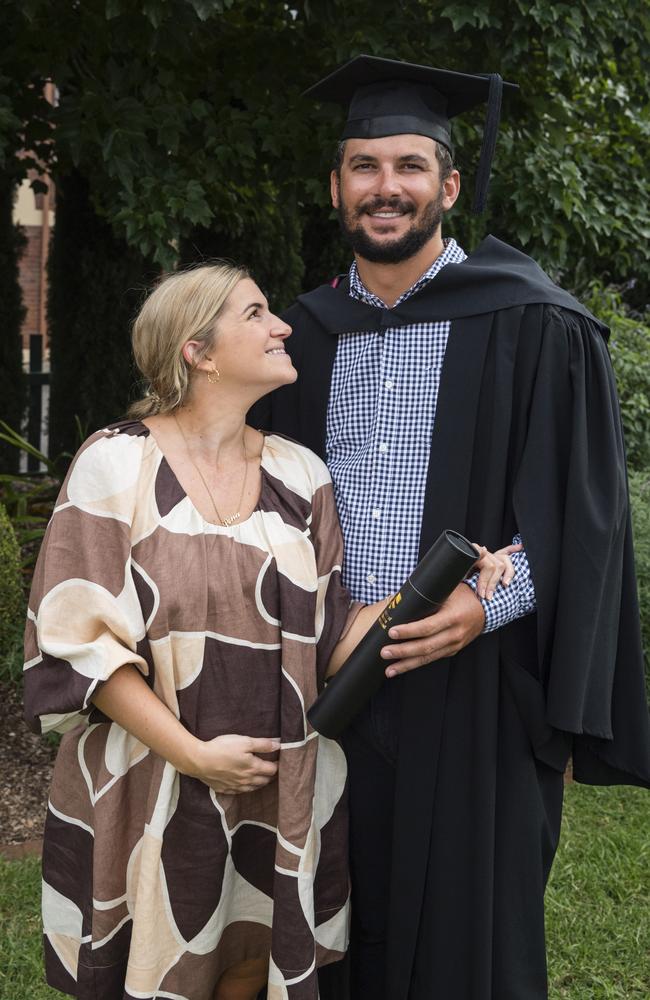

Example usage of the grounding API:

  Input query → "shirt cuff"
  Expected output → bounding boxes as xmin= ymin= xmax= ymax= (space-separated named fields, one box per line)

xmin=463 ymin=534 xmax=537 ymax=633
xmin=463 ymin=576 xmax=506 ymax=633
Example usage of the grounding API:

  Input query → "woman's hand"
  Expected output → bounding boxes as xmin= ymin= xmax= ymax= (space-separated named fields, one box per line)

xmin=91 ymin=666 xmax=279 ymax=795
xmin=472 ymin=542 xmax=522 ymax=600
xmin=190 ymin=734 xmax=280 ymax=794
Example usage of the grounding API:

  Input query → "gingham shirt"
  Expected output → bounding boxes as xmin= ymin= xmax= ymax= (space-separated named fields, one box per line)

xmin=325 ymin=238 xmax=536 ymax=631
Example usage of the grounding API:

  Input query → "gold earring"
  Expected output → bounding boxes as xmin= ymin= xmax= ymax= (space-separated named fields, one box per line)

xmin=207 ymin=367 xmax=220 ymax=384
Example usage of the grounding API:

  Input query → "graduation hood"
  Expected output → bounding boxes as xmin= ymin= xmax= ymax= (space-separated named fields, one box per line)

xmin=296 ymin=236 xmax=606 ymax=336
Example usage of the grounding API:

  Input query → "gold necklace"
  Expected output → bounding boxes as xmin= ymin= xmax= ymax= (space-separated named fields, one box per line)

xmin=173 ymin=412 xmax=249 ymax=527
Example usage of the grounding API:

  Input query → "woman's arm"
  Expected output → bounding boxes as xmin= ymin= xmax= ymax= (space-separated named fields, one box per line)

xmin=92 ymin=664 xmax=279 ymax=794
xmin=326 ymin=599 xmax=390 ymax=678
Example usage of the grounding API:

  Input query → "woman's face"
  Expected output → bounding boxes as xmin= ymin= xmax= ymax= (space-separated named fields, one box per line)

xmin=206 ymin=278 xmax=297 ymax=395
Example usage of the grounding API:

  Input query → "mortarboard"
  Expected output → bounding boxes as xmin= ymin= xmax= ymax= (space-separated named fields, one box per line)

xmin=305 ymin=55 xmax=518 ymax=213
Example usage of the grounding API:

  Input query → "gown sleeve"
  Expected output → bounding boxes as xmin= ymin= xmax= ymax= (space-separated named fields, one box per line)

xmin=513 ymin=305 xmax=650 ymax=785
xmin=23 ymin=428 xmax=149 ymax=735
xmin=308 ymin=468 xmax=363 ymax=689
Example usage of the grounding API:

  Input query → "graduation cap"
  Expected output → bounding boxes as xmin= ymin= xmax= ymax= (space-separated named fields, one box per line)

xmin=305 ymin=55 xmax=518 ymax=214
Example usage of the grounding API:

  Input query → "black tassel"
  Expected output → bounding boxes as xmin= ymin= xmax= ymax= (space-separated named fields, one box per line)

xmin=472 ymin=73 xmax=503 ymax=214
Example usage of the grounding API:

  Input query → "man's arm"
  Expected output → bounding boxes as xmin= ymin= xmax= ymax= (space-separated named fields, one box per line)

xmin=379 ymin=535 xmax=536 ymax=675
xmin=380 ymin=581 xmax=485 ymax=676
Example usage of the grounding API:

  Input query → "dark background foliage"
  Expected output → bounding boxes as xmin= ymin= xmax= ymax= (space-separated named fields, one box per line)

xmin=0 ymin=0 xmax=649 ymax=455
xmin=46 ymin=170 xmax=157 ymax=453
xmin=2 ymin=0 xmax=649 ymax=288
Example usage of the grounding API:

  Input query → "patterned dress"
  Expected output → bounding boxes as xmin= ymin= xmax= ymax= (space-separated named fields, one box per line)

xmin=24 ymin=420 xmax=354 ymax=1000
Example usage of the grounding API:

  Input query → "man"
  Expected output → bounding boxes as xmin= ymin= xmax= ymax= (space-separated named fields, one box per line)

xmin=252 ymin=55 xmax=650 ymax=999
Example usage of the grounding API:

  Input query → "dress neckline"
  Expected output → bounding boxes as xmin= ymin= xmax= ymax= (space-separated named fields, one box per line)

xmin=133 ymin=419 xmax=270 ymax=530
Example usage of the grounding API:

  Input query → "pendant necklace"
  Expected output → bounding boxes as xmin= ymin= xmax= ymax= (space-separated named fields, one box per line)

xmin=173 ymin=412 xmax=248 ymax=527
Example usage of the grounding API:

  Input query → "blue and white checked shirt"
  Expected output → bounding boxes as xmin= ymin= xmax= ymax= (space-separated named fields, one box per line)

xmin=325 ymin=238 xmax=536 ymax=632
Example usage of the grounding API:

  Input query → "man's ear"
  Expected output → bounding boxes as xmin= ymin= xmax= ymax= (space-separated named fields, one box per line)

xmin=442 ymin=169 xmax=461 ymax=211
xmin=330 ymin=170 xmax=340 ymax=210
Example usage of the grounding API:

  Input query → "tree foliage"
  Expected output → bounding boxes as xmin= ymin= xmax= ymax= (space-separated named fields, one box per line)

xmin=2 ymin=0 xmax=649 ymax=302
xmin=2 ymin=0 xmax=312 ymax=282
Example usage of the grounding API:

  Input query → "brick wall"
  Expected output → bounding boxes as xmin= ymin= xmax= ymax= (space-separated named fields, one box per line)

xmin=17 ymin=224 xmax=44 ymax=345
xmin=13 ymin=175 xmax=54 ymax=356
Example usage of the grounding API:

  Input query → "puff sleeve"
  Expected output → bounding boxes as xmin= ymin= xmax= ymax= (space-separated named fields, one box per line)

xmin=24 ymin=429 xmax=149 ymax=734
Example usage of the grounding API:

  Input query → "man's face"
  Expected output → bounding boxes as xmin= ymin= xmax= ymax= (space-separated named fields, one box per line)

xmin=331 ymin=134 xmax=459 ymax=264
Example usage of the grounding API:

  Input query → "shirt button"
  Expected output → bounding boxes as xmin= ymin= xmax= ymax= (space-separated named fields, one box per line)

xmin=378 ymin=442 xmax=388 ymax=453
xmin=366 ymin=573 xmax=376 ymax=584
xmin=372 ymin=509 xmax=381 ymax=519
xmin=384 ymin=379 xmax=394 ymax=389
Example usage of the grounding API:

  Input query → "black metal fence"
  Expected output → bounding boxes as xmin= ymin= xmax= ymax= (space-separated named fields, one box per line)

xmin=24 ymin=333 xmax=49 ymax=472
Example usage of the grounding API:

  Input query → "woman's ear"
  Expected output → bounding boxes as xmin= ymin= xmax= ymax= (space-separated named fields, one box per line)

xmin=181 ymin=340 xmax=205 ymax=368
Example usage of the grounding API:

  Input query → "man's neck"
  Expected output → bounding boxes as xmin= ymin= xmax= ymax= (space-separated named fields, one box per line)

xmin=354 ymin=231 xmax=446 ymax=308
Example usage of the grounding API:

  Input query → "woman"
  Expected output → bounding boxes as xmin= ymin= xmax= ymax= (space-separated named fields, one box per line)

xmin=24 ymin=263 xmax=516 ymax=1000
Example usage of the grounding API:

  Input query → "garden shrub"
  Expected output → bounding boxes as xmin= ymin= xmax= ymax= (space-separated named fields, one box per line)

xmin=0 ymin=501 xmax=24 ymax=660
xmin=628 ymin=469 xmax=650 ymax=693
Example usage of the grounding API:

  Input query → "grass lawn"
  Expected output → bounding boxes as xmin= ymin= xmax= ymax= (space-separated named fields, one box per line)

xmin=546 ymin=782 xmax=649 ymax=998
xmin=0 ymin=784 xmax=648 ymax=998
xmin=0 ymin=854 xmax=59 ymax=1000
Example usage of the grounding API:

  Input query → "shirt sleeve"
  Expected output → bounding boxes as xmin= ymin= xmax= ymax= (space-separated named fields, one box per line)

xmin=23 ymin=429 xmax=149 ymax=734
xmin=463 ymin=533 xmax=536 ymax=633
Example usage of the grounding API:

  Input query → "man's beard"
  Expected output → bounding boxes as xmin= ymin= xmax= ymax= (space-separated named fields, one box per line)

xmin=337 ymin=188 xmax=445 ymax=264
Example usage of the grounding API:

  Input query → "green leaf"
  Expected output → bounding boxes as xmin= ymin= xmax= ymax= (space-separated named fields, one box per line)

xmin=187 ymin=0 xmax=226 ymax=20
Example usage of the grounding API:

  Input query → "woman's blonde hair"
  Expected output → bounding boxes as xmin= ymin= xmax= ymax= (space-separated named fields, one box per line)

xmin=128 ymin=261 xmax=249 ymax=418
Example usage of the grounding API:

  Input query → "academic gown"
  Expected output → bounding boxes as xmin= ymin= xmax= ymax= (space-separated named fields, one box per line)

xmin=251 ymin=236 xmax=650 ymax=999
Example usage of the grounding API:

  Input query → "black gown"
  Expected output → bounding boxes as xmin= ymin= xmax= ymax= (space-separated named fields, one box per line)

xmin=252 ymin=236 xmax=650 ymax=999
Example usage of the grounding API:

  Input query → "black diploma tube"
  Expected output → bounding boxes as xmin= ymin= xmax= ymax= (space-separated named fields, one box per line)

xmin=308 ymin=529 xmax=480 ymax=738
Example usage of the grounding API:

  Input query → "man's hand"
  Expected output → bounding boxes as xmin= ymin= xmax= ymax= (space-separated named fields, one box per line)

xmin=381 ymin=582 xmax=485 ymax=676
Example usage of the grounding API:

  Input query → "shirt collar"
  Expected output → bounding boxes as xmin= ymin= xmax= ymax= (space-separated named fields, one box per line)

xmin=348 ymin=237 xmax=467 ymax=307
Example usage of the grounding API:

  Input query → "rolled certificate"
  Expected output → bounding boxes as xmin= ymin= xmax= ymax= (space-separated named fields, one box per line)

xmin=308 ymin=529 xmax=479 ymax=738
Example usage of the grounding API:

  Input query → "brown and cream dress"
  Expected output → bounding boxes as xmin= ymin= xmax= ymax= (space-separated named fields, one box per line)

xmin=24 ymin=420 xmax=354 ymax=1000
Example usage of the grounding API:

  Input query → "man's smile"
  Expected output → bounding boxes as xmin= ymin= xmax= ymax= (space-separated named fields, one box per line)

xmin=357 ymin=199 xmax=416 ymax=222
